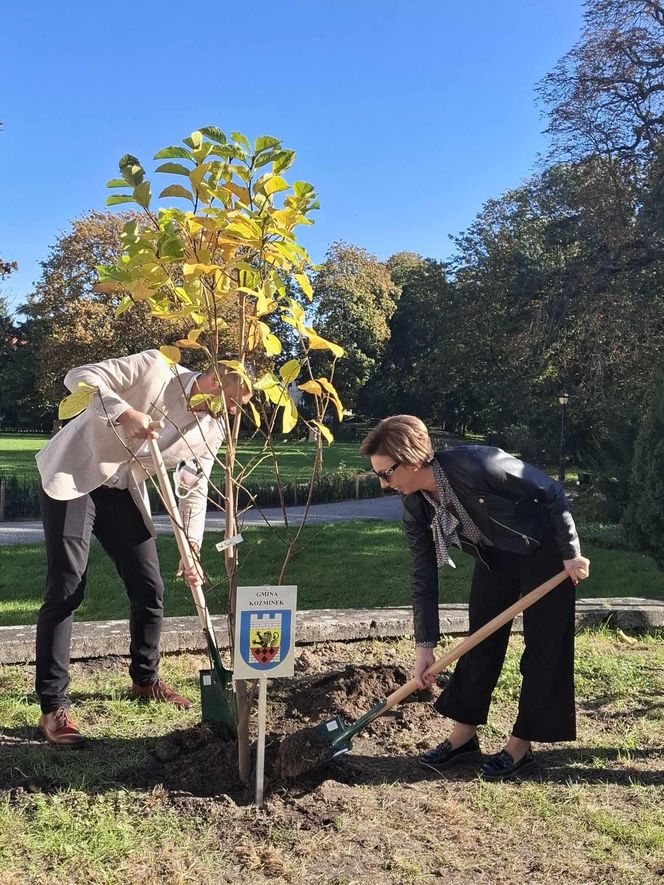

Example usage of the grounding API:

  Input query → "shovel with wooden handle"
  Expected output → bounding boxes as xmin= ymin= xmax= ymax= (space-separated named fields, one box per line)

xmin=278 ymin=567 xmax=585 ymax=777
xmin=147 ymin=438 xmax=237 ymax=736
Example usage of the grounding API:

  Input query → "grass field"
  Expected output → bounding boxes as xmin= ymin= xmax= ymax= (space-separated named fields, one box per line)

xmin=0 ymin=433 xmax=368 ymax=483
xmin=0 ymin=631 xmax=662 ymax=883
xmin=0 ymin=522 xmax=661 ymax=627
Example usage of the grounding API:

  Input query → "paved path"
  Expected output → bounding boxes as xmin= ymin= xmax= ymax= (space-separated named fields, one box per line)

xmin=0 ymin=495 xmax=404 ymax=545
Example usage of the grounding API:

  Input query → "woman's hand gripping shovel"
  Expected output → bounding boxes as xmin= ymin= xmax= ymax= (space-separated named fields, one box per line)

xmin=277 ymin=567 xmax=586 ymax=778
xmin=148 ymin=439 xmax=237 ymax=737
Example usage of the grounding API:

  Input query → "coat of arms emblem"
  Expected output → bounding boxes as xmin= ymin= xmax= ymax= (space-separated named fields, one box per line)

xmin=239 ymin=610 xmax=292 ymax=672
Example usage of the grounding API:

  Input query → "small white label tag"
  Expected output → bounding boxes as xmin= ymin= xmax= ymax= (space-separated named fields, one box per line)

xmin=326 ymin=720 xmax=338 ymax=733
xmin=202 ymin=674 xmax=212 ymax=686
xmin=215 ymin=533 xmax=243 ymax=552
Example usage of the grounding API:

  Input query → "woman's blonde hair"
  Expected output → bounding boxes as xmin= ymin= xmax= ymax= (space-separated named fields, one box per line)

xmin=360 ymin=415 xmax=433 ymax=467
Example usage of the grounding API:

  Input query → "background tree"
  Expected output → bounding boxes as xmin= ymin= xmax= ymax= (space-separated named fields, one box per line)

xmin=312 ymin=242 xmax=399 ymax=413
xmin=623 ymin=372 xmax=664 ymax=566
xmin=365 ymin=254 xmax=447 ymax=421
xmin=538 ymin=0 xmax=664 ymax=161
xmin=0 ymin=259 xmax=18 ymax=278
xmin=21 ymin=211 xmax=200 ymax=409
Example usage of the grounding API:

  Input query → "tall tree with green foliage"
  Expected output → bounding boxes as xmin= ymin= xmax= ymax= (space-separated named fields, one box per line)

xmin=623 ymin=372 xmax=664 ymax=568
xmin=366 ymin=254 xmax=447 ymax=422
xmin=312 ymin=242 xmax=399 ymax=413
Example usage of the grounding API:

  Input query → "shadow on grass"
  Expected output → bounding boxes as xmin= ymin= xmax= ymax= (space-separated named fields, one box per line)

xmin=328 ymin=746 xmax=664 ymax=789
xmin=1 ymin=723 xmax=662 ymax=807
xmin=578 ymin=688 xmax=664 ymax=718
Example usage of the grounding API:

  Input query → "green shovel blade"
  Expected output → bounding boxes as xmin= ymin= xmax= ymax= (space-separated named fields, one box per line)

xmin=314 ymin=698 xmax=389 ymax=755
xmin=199 ymin=668 xmax=237 ymax=737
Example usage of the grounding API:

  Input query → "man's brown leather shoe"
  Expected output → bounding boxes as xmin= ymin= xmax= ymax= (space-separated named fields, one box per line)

xmin=131 ymin=678 xmax=193 ymax=710
xmin=38 ymin=708 xmax=85 ymax=748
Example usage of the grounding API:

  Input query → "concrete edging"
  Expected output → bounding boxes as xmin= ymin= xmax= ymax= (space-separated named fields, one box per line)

xmin=0 ymin=598 xmax=662 ymax=665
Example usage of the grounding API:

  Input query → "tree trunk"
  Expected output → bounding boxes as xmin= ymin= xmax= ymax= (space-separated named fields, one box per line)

xmin=225 ymin=412 xmax=252 ymax=784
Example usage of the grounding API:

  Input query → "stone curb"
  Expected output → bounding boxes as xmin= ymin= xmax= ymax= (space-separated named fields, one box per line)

xmin=0 ymin=598 xmax=661 ymax=665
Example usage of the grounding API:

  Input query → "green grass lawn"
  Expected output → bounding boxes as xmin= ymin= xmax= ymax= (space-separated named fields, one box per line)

xmin=0 ymin=631 xmax=662 ymax=883
xmin=0 ymin=432 xmax=368 ymax=483
xmin=1 ymin=522 xmax=661 ymax=627
xmin=0 ymin=433 xmax=50 ymax=475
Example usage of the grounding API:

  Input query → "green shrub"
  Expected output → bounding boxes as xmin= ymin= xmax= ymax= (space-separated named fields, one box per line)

xmin=0 ymin=474 xmax=42 ymax=520
xmin=571 ymin=489 xmax=617 ymax=523
xmin=575 ymin=521 xmax=630 ymax=551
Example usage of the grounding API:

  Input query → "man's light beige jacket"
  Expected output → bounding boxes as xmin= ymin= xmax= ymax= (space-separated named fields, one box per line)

xmin=36 ymin=350 xmax=224 ymax=546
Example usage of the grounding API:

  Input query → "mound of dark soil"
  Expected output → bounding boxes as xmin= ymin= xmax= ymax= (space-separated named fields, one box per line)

xmin=286 ymin=663 xmax=440 ymax=722
xmin=124 ymin=663 xmax=449 ymax=800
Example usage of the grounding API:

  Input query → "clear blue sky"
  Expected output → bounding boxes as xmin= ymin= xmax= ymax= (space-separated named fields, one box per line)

xmin=0 ymin=0 xmax=584 ymax=313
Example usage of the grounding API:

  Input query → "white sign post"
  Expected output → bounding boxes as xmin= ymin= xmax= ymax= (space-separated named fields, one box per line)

xmin=233 ymin=585 xmax=297 ymax=806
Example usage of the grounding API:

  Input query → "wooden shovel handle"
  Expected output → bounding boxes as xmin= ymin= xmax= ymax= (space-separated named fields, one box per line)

xmin=147 ymin=438 xmax=216 ymax=639
xmin=383 ymin=568 xmax=572 ymax=713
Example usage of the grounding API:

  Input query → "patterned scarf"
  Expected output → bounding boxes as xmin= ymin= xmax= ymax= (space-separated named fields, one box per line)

xmin=422 ymin=459 xmax=484 ymax=568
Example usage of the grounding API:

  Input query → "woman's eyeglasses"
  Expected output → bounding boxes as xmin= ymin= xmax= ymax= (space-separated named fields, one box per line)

xmin=373 ymin=462 xmax=400 ymax=482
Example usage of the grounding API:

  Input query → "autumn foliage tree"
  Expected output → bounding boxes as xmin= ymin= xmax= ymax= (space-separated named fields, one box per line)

xmin=21 ymin=211 xmax=198 ymax=407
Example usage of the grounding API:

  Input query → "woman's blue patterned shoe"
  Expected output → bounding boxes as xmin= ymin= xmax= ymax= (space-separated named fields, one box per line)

xmin=479 ymin=748 xmax=535 ymax=780
xmin=419 ymin=736 xmax=482 ymax=772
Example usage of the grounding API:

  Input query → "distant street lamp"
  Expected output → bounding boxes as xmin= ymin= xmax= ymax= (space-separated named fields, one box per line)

xmin=558 ymin=392 xmax=569 ymax=483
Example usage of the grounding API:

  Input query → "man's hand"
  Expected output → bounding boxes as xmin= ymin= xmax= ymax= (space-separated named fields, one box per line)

xmin=563 ymin=555 xmax=590 ymax=586
xmin=412 ymin=646 xmax=437 ymax=690
xmin=117 ymin=408 xmax=162 ymax=440
xmin=176 ymin=543 xmax=204 ymax=589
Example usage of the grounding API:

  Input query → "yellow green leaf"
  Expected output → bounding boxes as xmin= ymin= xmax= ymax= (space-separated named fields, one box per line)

xmin=282 ymin=396 xmax=299 ymax=433
xmin=271 ymin=208 xmax=300 ymax=227
xmin=312 ymin=420 xmax=334 ymax=444
xmin=58 ymin=388 xmax=95 ymax=420
xmin=262 ymin=329 xmax=282 ymax=356
xmin=115 ymin=296 xmax=133 ymax=317
xmin=317 ymin=377 xmax=344 ymax=421
xmin=298 ymin=379 xmax=322 ymax=396
xmin=294 ymin=272 xmax=313 ymax=300
xmin=175 ymin=338 xmax=202 ymax=349
xmin=189 ymin=163 xmax=210 ymax=192
xmin=159 ymin=184 xmax=194 ymax=202
xmin=219 ymin=359 xmax=254 ymax=393
xmin=279 ymin=359 xmax=300 ymax=384
xmin=305 ymin=329 xmax=345 ymax=358
xmin=254 ymin=372 xmax=279 ymax=391
xmin=159 ymin=345 xmax=181 ymax=365
xmin=288 ymin=299 xmax=305 ymax=321
xmin=133 ymin=181 xmax=151 ymax=208
xmin=248 ymin=400 xmax=261 ymax=429
xmin=263 ymin=176 xmax=289 ymax=196
xmin=183 ymin=262 xmax=220 ymax=278
xmin=255 ymin=292 xmax=278 ymax=317
xmin=92 ymin=280 xmax=125 ymax=294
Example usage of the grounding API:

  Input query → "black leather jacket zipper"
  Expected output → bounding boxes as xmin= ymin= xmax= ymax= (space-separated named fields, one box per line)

xmin=488 ymin=515 xmax=539 ymax=546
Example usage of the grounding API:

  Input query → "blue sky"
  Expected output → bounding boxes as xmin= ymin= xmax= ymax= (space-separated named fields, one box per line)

xmin=0 ymin=1 xmax=584 ymax=313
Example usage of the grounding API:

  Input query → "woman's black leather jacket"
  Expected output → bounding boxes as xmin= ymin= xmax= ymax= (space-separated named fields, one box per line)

xmin=402 ymin=446 xmax=581 ymax=644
